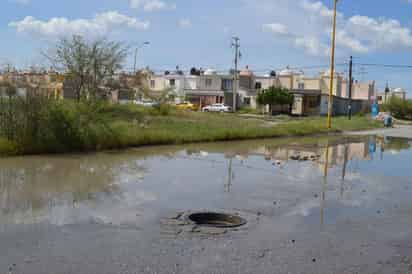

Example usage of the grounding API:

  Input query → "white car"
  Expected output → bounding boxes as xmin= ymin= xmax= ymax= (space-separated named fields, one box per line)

xmin=134 ymin=100 xmax=157 ymax=107
xmin=202 ymin=104 xmax=232 ymax=113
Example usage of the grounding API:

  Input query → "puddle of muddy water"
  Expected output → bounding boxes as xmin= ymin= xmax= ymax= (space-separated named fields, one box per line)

xmin=0 ymin=135 xmax=411 ymax=232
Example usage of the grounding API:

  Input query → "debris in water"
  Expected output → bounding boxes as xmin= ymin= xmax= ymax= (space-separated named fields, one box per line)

xmin=290 ymin=153 xmax=320 ymax=162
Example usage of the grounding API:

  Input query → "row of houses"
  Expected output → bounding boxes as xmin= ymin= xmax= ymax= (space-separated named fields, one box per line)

xmin=0 ymin=66 xmax=407 ymax=116
xmin=143 ymin=66 xmax=376 ymax=116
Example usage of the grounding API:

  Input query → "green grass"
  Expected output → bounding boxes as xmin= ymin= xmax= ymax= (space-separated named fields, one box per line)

xmin=0 ymin=138 xmax=18 ymax=156
xmin=0 ymin=102 xmax=382 ymax=156
xmin=102 ymin=105 xmax=381 ymax=147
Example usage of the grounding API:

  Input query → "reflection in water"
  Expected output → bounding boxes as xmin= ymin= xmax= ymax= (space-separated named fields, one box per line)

xmin=0 ymin=135 xmax=411 ymax=228
xmin=320 ymin=144 xmax=330 ymax=228
xmin=0 ymin=155 xmax=147 ymax=226
xmin=225 ymin=157 xmax=234 ymax=193
xmin=341 ymin=144 xmax=349 ymax=199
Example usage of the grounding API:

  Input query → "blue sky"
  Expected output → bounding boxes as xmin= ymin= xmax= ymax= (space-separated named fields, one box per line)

xmin=1 ymin=0 xmax=412 ymax=94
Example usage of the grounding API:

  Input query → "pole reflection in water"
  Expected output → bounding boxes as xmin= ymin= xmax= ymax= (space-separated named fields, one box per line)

xmin=340 ymin=143 xmax=349 ymax=200
xmin=380 ymin=137 xmax=385 ymax=161
xmin=320 ymin=143 xmax=330 ymax=228
xmin=225 ymin=157 xmax=234 ymax=193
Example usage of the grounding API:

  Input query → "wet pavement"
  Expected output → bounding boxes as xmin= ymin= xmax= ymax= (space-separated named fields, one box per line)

xmin=1 ymin=135 xmax=412 ymax=273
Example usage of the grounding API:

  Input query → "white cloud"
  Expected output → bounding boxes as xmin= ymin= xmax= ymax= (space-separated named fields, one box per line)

xmin=129 ymin=0 xmax=176 ymax=12
xmin=301 ymin=0 xmax=336 ymax=19
xmin=347 ymin=16 xmax=412 ymax=50
xmin=294 ymin=36 xmax=329 ymax=56
xmin=336 ymin=30 xmax=369 ymax=54
xmin=9 ymin=11 xmax=150 ymax=39
xmin=261 ymin=0 xmax=412 ymax=56
xmin=178 ymin=19 xmax=192 ymax=28
xmin=262 ymin=23 xmax=289 ymax=35
xmin=8 ymin=0 xmax=30 ymax=5
xmin=263 ymin=22 xmax=328 ymax=56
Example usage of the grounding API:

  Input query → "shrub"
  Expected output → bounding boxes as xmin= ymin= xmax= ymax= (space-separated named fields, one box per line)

xmin=0 ymin=95 xmax=118 ymax=154
xmin=257 ymin=86 xmax=294 ymax=114
xmin=383 ymin=96 xmax=412 ymax=120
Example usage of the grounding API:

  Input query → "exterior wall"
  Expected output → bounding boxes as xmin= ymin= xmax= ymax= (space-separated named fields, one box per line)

xmin=302 ymin=78 xmax=321 ymax=90
xmin=291 ymin=74 xmax=304 ymax=90
xmin=352 ymin=81 xmax=374 ymax=100
xmin=255 ymin=77 xmax=277 ymax=90
xmin=148 ymin=75 xmax=166 ymax=91
xmin=341 ymin=81 xmax=348 ymax=98
xmin=278 ymin=76 xmax=293 ymax=89
xmin=148 ymin=74 xmax=185 ymax=101
xmin=319 ymin=76 xmax=342 ymax=97
xmin=184 ymin=76 xmax=198 ymax=90
xmin=340 ymin=80 xmax=375 ymax=101
xmin=320 ymin=95 xmax=369 ymax=116
xmin=197 ymin=75 xmax=222 ymax=91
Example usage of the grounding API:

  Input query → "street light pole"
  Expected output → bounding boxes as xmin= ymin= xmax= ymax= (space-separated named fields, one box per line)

xmin=348 ymin=56 xmax=353 ymax=120
xmin=232 ymin=37 xmax=240 ymax=112
xmin=327 ymin=0 xmax=338 ymax=129
xmin=133 ymin=41 xmax=150 ymax=74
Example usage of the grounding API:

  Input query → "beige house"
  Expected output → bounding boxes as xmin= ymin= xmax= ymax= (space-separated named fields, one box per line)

xmin=376 ymin=88 xmax=407 ymax=104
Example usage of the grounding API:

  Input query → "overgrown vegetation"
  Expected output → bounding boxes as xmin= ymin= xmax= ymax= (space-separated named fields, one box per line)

xmin=0 ymin=97 xmax=381 ymax=156
xmin=0 ymin=95 xmax=119 ymax=154
xmin=382 ymin=96 xmax=412 ymax=120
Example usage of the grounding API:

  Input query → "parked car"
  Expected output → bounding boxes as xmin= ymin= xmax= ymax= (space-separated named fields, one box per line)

xmin=135 ymin=100 xmax=157 ymax=107
xmin=175 ymin=102 xmax=198 ymax=111
xmin=202 ymin=104 xmax=232 ymax=113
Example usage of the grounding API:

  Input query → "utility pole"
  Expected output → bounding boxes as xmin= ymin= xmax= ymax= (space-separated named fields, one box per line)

xmin=133 ymin=48 xmax=138 ymax=74
xmin=133 ymin=41 xmax=150 ymax=74
xmin=327 ymin=0 xmax=338 ymax=129
xmin=348 ymin=56 xmax=353 ymax=120
xmin=384 ymin=83 xmax=390 ymax=104
xmin=232 ymin=37 xmax=240 ymax=112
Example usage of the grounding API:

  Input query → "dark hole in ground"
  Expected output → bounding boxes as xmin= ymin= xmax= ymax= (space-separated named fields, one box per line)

xmin=188 ymin=212 xmax=247 ymax=228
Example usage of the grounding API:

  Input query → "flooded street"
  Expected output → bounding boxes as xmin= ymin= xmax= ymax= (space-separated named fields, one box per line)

xmin=1 ymin=135 xmax=412 ymax=274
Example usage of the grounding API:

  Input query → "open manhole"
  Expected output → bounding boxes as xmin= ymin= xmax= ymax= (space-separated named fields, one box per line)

xmin=188 ymin=212 xmax=247 ymax=228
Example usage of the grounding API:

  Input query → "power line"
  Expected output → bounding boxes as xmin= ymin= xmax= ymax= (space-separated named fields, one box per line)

xmin=354 ymin=63 xmax=412 ymax=69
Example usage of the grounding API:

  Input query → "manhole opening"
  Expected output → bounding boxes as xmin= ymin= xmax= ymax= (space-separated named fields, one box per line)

xmin=188 ymin=212 xmax=247 ymax=228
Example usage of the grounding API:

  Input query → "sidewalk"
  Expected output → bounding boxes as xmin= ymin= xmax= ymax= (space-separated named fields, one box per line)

xmin=347 ymin=125 xmax=412 ymax=139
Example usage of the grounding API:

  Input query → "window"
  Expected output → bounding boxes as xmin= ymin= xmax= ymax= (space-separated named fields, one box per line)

xmin=205 ymin=78 xmax=212 ymax=87
xmin=298 ymin=83 xmax=305 ymax=89
xmin=255 ymin=82 xmax=262 ymax=90
xmin=222 ymin=79 xmax=233 ymax=90
xmin=150 ymin=80 xmax=155 ymax=88
xmin=243 ymin=97 xmax=251 ymax=105
xmin=169 ymin=79 xmax=175 ymax=86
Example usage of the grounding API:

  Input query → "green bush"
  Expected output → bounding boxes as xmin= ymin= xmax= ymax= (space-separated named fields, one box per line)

xmin=383 ymin=97 xmax=412 ymax=120
xmin=238 ymin=107 xmax=262 ymax=115
xmin=256 ymin=86 xmax=294 ymax=114
xmin=0 ymin=96 xmax=118 ymax=154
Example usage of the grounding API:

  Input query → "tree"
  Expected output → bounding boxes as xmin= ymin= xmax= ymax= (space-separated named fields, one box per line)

xmin=257 ymin=86 xmax=294 ymax=114
xmin=45 ymin=35 xmax=128 ymax=101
